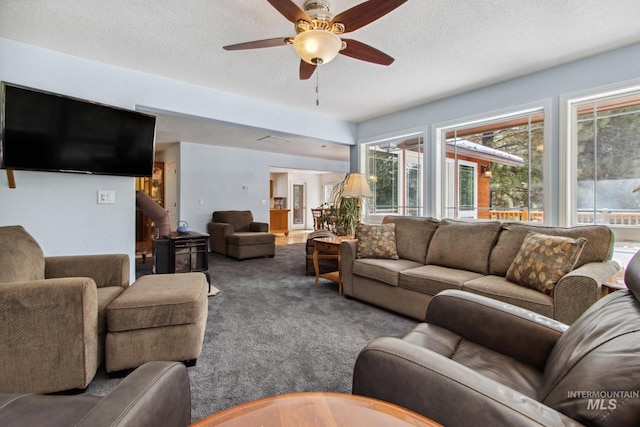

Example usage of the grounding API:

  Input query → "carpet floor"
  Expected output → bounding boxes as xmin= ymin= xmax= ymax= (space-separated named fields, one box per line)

xmin=86 ymin=243 xmax=417 ymax=422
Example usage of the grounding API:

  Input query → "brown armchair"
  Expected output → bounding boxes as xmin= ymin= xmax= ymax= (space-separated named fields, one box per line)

xmin=353 ymin=252 xmax=640 ymax=426
xmin=207 ymin=210 xmax=275 ymax=260
xmin=0 ymin=226 xmax=129 ymax=394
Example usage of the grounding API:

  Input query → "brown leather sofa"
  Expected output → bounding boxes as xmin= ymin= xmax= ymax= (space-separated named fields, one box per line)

xmin=352 ymin=252 xmax=640 ymax=426
xmin=0 ymin=225 xmax=129 ymax=394
xmin=0 ymin=361 xmax=191 ymax=427
xmin=207 ymin=210 xmax=275 ymax=260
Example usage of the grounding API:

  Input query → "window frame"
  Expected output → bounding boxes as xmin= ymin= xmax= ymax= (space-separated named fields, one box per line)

xmin=561 ymin=79 xmax=640 ymax=237
xmin=433 ymin=101 xmax=552 ymax=221
xmin=360 ymin=129 xmax=426 ymax=222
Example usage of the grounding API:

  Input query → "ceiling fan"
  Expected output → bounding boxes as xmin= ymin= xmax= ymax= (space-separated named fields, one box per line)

xmin=223 ymin=0 xmax=408 ymax=80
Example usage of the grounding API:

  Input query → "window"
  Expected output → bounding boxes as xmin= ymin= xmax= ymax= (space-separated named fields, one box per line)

xmin=364 ymin=133 xmax=424 ymax=217
xmin=572 ymin=91 xmax=640 ymax=227
xmin=441 ymin=109 xmax=545 ymax=222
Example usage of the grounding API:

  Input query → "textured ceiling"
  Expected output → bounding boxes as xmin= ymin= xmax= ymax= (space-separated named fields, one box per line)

xmin=2 ymin=0 xmax=640 ymax=160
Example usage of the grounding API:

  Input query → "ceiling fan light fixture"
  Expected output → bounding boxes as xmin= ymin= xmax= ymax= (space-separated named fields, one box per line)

xmin=293 ymin=30 xmax=341 ymax=65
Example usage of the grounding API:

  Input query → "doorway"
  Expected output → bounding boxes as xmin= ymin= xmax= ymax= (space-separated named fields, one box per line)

xmin=292 ymin=182 xmax=306 ymax=230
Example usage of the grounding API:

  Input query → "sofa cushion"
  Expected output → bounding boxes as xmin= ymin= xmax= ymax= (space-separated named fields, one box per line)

xmin=462 ymin=275 xmax=554 ymax=318
xmin=403 ymin=323 xmax=542 ymax=399
xmin=0 ymin=225 xmax=45 ymax=283
xmin=353 ymin=258 xmax=422 ymax=287
xmin=399 ymin=265 xmax=481 ymax=295
xmin=489 ymin=222 xmax=614 ymax=277
xmin=426 ymin=219 xmax=501 ymax=274
xmin=107 ymin=273 xmax=207 ymax=332
xmin=228 ymin=232 xmax=275 ymax=246
xmin=506 ymin=232 xmax=586 ymax=296
xmin=382 ymin=216 xmax=439 ymax=263
xmin=355 ymin=223 xmax=399 ymax=260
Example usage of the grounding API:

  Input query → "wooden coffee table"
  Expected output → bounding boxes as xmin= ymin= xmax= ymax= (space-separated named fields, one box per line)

xmin=190 ymin=392 xmax=442 ymax=427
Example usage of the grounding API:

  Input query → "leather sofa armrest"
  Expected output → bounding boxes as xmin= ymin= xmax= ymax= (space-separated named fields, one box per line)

xmin=340 ymin=239 xmax=357 ymax=296
xmin=0 ymin=279 xmax=99 ymax=393
xmin=426 ymin=290 xmax=567 ymax=369
xmin=554 ymin=260 xmax=621 ymax=324
xmin=250 ymin=221 xmax=269 ymax=232
xmin=353 ymin=337 xmax=582 ymax=427
xmin=45 ymin=254 xmax=129 ymax=288
xmin=77 ymin=361 xmax=191 ymax=427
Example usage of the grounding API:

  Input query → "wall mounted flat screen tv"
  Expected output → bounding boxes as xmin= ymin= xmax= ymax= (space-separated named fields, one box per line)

xmin=0 ymin=82 xmax=156 ymax=177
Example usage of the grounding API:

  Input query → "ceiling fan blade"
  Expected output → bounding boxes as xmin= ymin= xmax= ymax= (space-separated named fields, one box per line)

xmin=223 ymin=37 xmax=291 ymax=51
xmin=340 ymin=39 xmax=394 ymax=66
xmin=331 ymin=0 xmax=408 ymax=34
xmin=266 ymin=0 xmax=312 ymax=24
xmin=299 ymin=60 xmax=317 ymax=80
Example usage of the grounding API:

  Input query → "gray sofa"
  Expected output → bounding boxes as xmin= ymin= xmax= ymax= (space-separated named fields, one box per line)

xmin=341 ymin=216 xmax=620 ymax=324
xmin=0 ymin=361 xmax=191 ymax=427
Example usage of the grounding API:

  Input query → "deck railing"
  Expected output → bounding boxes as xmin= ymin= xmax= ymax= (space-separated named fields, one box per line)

xmin=490 ymin=209 xmax=640 ymax=225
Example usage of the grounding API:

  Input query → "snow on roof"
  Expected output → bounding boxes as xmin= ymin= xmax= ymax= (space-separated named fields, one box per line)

xmin=446 ymin=139 xmax=524 ymax=167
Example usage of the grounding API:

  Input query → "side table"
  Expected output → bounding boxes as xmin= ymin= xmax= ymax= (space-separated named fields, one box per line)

xmin=312 ymin=236 xmax=352 ymax=295
xmin=601 ymin=269 xmax=626 ymax=297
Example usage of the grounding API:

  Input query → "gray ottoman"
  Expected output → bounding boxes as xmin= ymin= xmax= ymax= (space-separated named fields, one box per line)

xmin=227 ymin=232 xmax=275 ymax=260
xmin=105 ymin=272 xmax=208 ymax=373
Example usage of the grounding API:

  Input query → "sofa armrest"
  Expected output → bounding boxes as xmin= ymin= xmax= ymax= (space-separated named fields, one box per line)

xmin=426 ymin=290 xmax=567 ymax=369
xmin=554 ymin=260 xmax=620 ymax=324
xmin=77 ymin=361 xmax=191 ymax=427
xmin=208 ymin=222 xmax=235 ymax=254
xmin=340 ymin=239 xmax=357 ymax=296
xmin=0 ymin=279 xmax=99 ymax=393
xmin=250 ymin=221 xmax=269 ymax=232
xmin=45 ymin=254 xmax=129 ymax=288
xmin=353 ymin=337 xmax=582 ymax=427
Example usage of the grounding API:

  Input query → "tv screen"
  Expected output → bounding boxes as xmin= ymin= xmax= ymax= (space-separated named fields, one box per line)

xmin=0 ymin=82 xmax=156 ymax=177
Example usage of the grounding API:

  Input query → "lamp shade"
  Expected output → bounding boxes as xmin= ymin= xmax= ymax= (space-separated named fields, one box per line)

xmin=293 ymin=30 xmax=342 ymax=65
xmin=342 ymin=173 xmax=373 ymax=198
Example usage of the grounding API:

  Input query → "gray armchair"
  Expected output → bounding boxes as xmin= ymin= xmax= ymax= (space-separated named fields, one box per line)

xmin=207 ymin=210 xmax=275 ymax=260
xmin=0 ymin=361 xmax=191 ymax=427
xmin=353 ymin=252 xmax=640 ymax=426
xmin=0 ymin=225 xmax=129 ymax=394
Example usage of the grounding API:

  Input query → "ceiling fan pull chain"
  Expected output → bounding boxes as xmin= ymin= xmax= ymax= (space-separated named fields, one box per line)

xmin=316 ymin=68 xmax=320 ymax=106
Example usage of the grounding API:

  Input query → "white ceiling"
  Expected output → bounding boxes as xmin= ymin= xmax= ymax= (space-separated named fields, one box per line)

xmin=2 ymin=0 xmax=640 ymax=161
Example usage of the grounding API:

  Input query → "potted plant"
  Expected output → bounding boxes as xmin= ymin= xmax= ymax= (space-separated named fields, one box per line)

xmin=321 ymin=174 xmax=359 ymax=236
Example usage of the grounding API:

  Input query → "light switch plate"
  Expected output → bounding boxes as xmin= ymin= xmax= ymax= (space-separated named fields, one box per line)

xmin=98 ymin=190 xmax=115 ymax=204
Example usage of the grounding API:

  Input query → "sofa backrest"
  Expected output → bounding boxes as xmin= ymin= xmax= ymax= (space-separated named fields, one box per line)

xmin=382 ymin=216 xmax=439 ymax=263
xmin=537 ymin=252 xmax=640 ymax=426
xmin=489 ymin=222 xmax=615 ymax=277
xmin=212 ymin=210 xmax=254 ymax=232
xmin=0 ymin=225 xmax=45 ymax=283
xmin=426 ymin=219 xmax=502 ymax=275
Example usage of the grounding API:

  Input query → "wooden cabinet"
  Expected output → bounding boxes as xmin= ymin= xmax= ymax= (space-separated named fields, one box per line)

xmin=270 ymin=209 xmax=290 ymax=236
xmin=136 ymin=162 xmax=164 ymax=245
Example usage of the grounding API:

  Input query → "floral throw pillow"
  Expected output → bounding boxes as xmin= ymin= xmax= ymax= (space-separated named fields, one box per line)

xmin=355 ymin=223 xmax=399 ymax=260
xmin=506 ymin=232 xmax=587 ymax=296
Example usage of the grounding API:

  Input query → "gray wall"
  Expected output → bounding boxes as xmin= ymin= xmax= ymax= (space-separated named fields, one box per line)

xmin=357 ymin=43 xmax=640 ymax=224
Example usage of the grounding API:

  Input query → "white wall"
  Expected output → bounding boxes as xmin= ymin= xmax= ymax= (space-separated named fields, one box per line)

xmin=176 ymin=142 xmax=348 ymax=234
xmin=0 ymin=38 xmax=355 ymax=281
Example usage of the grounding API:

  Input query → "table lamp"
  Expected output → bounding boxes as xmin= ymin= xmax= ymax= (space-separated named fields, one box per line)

xmin=342 ymin=173 xmax=373 ymax=223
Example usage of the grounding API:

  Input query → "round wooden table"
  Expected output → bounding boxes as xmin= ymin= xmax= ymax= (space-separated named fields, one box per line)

xmin=190 ymin=392 xmax=442 ymax=427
